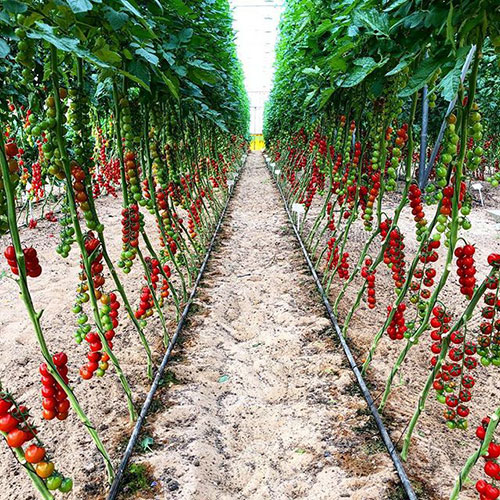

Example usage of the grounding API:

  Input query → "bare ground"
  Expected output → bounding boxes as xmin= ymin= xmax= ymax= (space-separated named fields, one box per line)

xmin=132 ymin=152 xmax=397 ymax=499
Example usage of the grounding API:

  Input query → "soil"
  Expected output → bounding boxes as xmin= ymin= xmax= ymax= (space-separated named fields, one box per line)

xmin=0 ymin=151 xmax=498 ymax=500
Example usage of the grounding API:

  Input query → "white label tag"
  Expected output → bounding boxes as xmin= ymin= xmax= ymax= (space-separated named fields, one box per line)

xmin=274 ymin=169 xmax=281 ymax=175
xmin=270 ymin=162 xmax=276 ymax=168
xmin=292 ymin=203 xmax=305 ymax=230
xmin=227 ymin=180 xmax=234 ymax=189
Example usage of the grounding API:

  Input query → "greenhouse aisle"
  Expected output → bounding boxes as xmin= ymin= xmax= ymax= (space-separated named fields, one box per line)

xmin=142 ymin=152 xmax=397 ymax=499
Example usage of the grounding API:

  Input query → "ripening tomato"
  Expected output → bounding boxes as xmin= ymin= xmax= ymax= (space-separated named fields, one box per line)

xmin=25 ymin=444 xmax=45 ymax=464
xmin=36 ymin=461 xmax=55 ymax=479
xmin=79 ymin=366 xmax=92 ymax=380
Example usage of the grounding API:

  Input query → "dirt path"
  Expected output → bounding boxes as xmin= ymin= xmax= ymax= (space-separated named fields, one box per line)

xmin=140 ymin=152 xmax=397 ymax=500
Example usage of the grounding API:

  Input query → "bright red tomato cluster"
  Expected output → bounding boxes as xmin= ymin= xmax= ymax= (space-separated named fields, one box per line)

xmin=476 ymin=416 xmax=500 ymax=499
xmin=386 ymin=303 xmax=407 ymax=340
xmin=40 ymin=353 xmax=70 ymax=421
xmin=4 ymin=245 xmax=42 ymax=278
xmin=361 ymin=257 xmax=376 ymax=309
xmin=455 ymin=244 xmax=477 ymax=299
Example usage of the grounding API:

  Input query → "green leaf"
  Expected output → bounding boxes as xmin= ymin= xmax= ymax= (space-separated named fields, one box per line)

xmin=437 ymin=46 xmax=470 ymax=101
xmin=94 ymin=47 xmax=122 ymax=64
xmin=385 ymin=54 xmax=416 ymax=76
xmin=353 ymin=9 xmax=390 ymax=37
xmin=104 ymin=7 xmax=128 ymax=30
xmin=383 ymin=0 xmax=407 ymax=12
xmin=178 ymin=27 xmax=193 ymax=43
xmin=159 ymin=70 xmax=179 ymax=100
xmin=0 ymin=39 xmax=10 ymax=58
xmin=445 ymin=3 xmax=454 ymax=47
xmin=66 ymin=0 xmax=92 ymax=14
xmin=122 ymin=61 xmax=150 ymax=89
xmin=328 ymin=56 xmax=347 ymax=72
xmin=340 ymin=57 xmax=378 ymax=88
xmin=4 ymin=0 xmax=27 ymax=14
xmin=168 ymin=0 xmax=191 ymax=16
xmin=319 ymin=88 xmax=334 ymax=110
xmin=119 ymin=0 xmax=141 ymax=18
xmin=28 ymin=23 xmax=80 ymax=53
xmin=398 ymin=56 xmax=444 ymax=97
xmin=136 ymin=47 xmax=159 ymax=66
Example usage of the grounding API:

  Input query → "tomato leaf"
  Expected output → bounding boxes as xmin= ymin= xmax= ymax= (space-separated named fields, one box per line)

xmin=340 ymin=57 xmax=378 ymax=88
xmin=0 ymin=39 xmax=10 ymax=58
xmin=104 ymin=7 xmax=129 ymax=31
xmin=135 ymin=47 xmax=159 ymax=66
xmin=178 ymin=28 xmax=193 ymax=43
xmin=4 ymin=0 xmax=27 ymax=14
xmin=398 ymin=55 xmax=443 ymax=97
xmin=66 ymin=0 xmax=92 ymax=14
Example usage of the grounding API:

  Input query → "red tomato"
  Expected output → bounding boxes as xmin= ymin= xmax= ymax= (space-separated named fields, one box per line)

xmin=0 ymin=398 xmax=13 ymax=415
xmin=6 ymin=428 xmax=28 ymax=448
xmin=0 ymin=414 xmax=19 ymax=433
xmin=25 ymin=445 xmax=45 ymax=464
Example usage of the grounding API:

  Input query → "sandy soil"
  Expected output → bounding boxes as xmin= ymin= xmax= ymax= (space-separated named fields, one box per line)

xmin=130 ymin=153 xmax=398 ymax=499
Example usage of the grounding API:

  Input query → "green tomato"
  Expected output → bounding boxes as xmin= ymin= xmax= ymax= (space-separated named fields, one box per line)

xmin=461 ymin=218 xmax=472 ymax=230
xmin=59 ymin=478 xmax=73 ymax=493
xmin=481 ymin=356 xmax=491 ymax=367
xmin=46 ymin=475 xmax=63 ymax=491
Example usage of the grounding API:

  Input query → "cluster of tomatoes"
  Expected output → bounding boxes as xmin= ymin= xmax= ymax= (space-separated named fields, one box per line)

xmin=338 ymin=252 xmax=350 ymax=279
xmin=135 ymin=257 xmax=170 ymax=323
xmin=305 ymin=161 xmax=319 ymax=209
xmin=476 ymin=416 xmax=500 ymax=500
xmin=430 ymin=305 xmax=477 ymax=429
xmin=410 ymin=266 xmax=437 ymax=302
xmin=4 ymin=245 xmax=42 ymax=278
xmin=0 ymin=387 xmax=72 ymax=492
xmin=386 ymin=303 xmax=407 ymax=340
xmin=71 ymin=161 xmax=99 ymax=230
xmin=325 ymin=237 xmax=339 ymax=271
xmin=40 ymin=353 xmax=70 ymax=421
xmin=362 ymin=172 xmax=381 ymax=231
xmin=477 ymin=263 xmax=500 ymax=366
xmin=326 ymin=202 xmax=335 ymax=231
xmin=118 ymin=204 xmax=140 ymax=273
xmin=455 ymin=244 xmax=477 ymax=299
xmin=384 ymin=228 xmax=406 ymax=289
xmin=79 ymin=331 xmax=111 ymax=380
xmin=361 ymin=257 xmax=376 ymax=309
xmin=408 ymin=183 xmax=427 ymax=240
xmin=188 ymin=200 xmax=202 ymax=239
xmin=30 ymin=159 xmax=44 ymax=201
xmin=386 ymin=124 xmax=408 ymax=191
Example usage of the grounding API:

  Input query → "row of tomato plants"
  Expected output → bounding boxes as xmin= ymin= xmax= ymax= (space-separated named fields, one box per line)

xmin=264 ymin=1 xmax=500 ymax=495
xmin=0 ymin=0 xmax=248 ymax=498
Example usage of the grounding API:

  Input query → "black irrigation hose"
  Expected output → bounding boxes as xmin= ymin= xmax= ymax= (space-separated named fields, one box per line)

xmin=265 ymin=155 xmax=418 ymax=500
xmin=106 ymin=157 xmax=246 ymax=500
